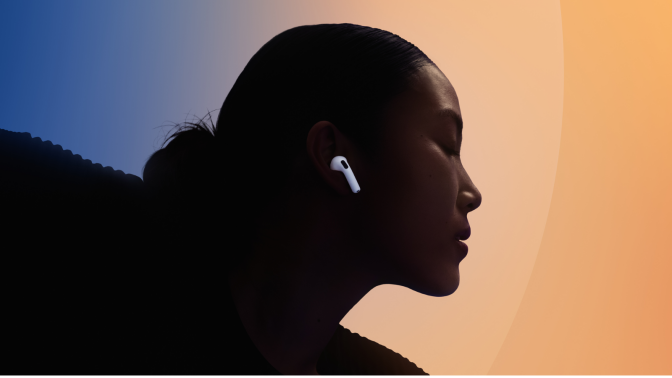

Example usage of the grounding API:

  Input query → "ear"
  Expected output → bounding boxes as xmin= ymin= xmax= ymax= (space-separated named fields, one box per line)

xmin=306 ymin=121 xmax=356 ymax=196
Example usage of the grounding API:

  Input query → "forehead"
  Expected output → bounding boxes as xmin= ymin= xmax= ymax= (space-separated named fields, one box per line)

xmin=381 ymin=65 xmax=462 ymax=135
xmin=405 ymin=65 xmax=460 ymax=114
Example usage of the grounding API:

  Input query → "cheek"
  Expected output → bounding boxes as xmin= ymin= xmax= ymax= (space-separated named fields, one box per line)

xmin=396 ymin=162 xmax=458 ymax=258
xmin=357 ymin=148 xmax=459 ymax=270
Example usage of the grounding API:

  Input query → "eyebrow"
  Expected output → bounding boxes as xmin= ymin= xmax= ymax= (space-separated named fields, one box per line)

xmin=437 ymin=108 xmax=463 ymax=137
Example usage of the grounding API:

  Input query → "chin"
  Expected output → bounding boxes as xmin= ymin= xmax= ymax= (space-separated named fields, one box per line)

xmin=435 ymin=277 xmax=460 ymax=297
xmin=410 ymin=269 xmax=461 ymax=297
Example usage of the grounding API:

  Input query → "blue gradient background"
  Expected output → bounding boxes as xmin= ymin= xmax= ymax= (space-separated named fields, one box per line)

xmin=1 ymin=0 xmax=248 ymax=177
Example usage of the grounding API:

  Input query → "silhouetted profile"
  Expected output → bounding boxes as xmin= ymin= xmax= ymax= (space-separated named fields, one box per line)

xmin=1 ymin=22 xmax=482 ymax=375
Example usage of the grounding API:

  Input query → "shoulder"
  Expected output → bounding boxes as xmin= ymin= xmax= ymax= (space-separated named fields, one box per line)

xmin=317 ymin=324 xmax=429 ymax=375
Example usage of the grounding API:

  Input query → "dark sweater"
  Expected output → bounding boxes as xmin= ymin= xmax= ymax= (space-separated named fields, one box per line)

xmin=0 ymin=128 xmax=428 ymax=375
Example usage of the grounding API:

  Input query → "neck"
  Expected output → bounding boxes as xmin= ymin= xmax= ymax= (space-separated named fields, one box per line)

xmin=226 ymin=199 xmax=379 ymax=375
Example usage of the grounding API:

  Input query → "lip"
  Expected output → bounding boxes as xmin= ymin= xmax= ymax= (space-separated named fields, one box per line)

xmin=455 ymin=239 xmax=468 ymax=260
xmin=455 ymin=227 xmax=471 ymax=241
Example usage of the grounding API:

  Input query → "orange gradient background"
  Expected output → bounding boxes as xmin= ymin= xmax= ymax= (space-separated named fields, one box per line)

xmin=489 ymin=0 xmax=672 ymax=374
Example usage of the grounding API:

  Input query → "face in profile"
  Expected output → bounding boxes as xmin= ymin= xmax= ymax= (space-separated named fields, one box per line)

xmin=353 ymin=64 xmax=482 ymax=297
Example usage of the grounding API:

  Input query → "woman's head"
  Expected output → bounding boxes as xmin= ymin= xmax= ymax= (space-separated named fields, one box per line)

xmin=143 ymin=23 xmax=481 ymax=297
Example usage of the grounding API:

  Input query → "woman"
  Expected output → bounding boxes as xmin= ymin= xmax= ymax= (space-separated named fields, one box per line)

xmin=142 ymin=23 xmax=482 ymax=375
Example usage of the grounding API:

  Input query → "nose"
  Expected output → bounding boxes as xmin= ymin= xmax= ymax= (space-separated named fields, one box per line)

xmin=457 ymin=174 xmax=482 ymax=214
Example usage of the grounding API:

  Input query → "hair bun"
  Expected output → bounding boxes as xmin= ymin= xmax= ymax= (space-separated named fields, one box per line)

xmin=143 ymin=122 xmax=218 ymax=208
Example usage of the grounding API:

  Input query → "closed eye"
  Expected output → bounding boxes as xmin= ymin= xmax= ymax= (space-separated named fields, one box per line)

xmin=434 ymin=142 xmax=461 ymax=158
xmin=443 ymin=146 xmax=460 ymax=157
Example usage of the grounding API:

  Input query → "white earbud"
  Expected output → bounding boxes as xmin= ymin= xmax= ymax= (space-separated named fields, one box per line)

xmin=330 ymin=156 xmax=360 ymax=193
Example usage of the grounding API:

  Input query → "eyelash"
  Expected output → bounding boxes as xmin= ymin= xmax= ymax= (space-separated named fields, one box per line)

xmin=441 ymin=146 xmax=460 ymax=157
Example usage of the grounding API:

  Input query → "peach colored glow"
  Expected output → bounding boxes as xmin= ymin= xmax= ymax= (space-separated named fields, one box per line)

xmin=489 ymin=0 xmax=672 ymax=374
